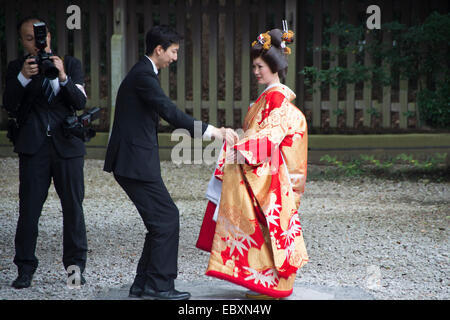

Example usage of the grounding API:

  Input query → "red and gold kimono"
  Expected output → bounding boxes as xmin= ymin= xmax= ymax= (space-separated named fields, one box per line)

xmin=196 ymin=84 xmax=309 ymax=298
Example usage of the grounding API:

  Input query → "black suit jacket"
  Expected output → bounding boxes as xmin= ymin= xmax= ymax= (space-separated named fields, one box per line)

xmin=2 ymin=55 xmax=87 ymax=158
xmin=104 ymin=56 xmax=208 ymax=181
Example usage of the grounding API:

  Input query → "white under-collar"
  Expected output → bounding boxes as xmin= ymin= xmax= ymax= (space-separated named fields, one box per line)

xmin=261 ymin=82 xmax=296 ymax=101
xmin=145 ymin=55 xmax=158 ymax=75
xmin=263 ymin=82 xmax=291 ymax=93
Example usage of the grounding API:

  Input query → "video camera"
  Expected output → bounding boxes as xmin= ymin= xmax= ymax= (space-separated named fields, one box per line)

xmin=29 ymin=22 xmax=59 ymax=79
xmin=63 ymin=107 xmax=101 ymax=142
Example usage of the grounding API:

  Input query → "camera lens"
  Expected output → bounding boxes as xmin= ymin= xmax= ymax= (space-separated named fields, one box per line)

xmin=41 ymin=59 xmax=59 ymax=80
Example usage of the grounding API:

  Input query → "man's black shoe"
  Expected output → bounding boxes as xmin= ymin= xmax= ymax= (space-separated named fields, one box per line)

xmin=12 ymin=273 xmax=33 ymax=289
xmin=129 ymin=283 xmax=144 ymax=298
xmin=141 ymin=286 xmax=191 ymax=300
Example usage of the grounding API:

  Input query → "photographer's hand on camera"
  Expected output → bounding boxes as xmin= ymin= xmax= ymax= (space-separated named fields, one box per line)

xmin=21 ymin=57 xmax=39 ymax=79
xmin=49 ymin=55 xmax=68 ymax=82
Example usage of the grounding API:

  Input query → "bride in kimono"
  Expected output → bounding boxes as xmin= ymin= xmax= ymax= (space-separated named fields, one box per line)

xmin=196 ymin=23 xmax=309 ymax=299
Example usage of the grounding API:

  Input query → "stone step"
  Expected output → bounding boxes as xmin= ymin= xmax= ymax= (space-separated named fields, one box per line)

xmin=96 ymin=279 xmax=374 ymax=300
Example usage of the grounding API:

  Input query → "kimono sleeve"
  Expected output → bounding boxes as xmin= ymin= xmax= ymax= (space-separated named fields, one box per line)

xmin=233 ymin=91 xmax=289 ymax=166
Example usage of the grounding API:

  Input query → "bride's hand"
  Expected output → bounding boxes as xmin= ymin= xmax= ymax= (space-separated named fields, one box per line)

xmin=212 ymin=127 xmax=239 ymax=146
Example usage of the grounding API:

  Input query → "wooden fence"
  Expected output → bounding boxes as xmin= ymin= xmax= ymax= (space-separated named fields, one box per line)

xmin=0 ymin=0 xmax=447 ymax=133
xmin=109 ymin=0 xmax=297 ymax=130
xmin=300 ymin=0 xmax=448 ymax=131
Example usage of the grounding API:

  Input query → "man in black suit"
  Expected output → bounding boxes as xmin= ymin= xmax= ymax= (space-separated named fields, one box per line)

xmin=2 ymin=17 xmax=88 ymax=289
xmin=104 ymin=25 xmax=238 ymax=300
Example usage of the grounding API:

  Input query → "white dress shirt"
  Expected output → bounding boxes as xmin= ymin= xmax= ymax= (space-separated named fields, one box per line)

xmin=18 ymin=71 xmax=68 ymax=96
xmin=17 ymin=72 xmax=87 ymax=98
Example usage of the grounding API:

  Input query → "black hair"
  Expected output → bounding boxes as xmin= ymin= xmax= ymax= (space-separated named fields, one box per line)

xmin=145 ymin=25 xmax=183 ymax=56
xmin=17 ymin=16 xmax=48 ymax=38
xmin=250 ymin=29 xmax=289 ymax=79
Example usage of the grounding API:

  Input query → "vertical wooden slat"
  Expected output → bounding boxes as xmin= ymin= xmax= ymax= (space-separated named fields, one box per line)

xmin=240 ymin=0 xmax=250 ymax=126
xmin=159 ymin=0 xmax=170 ymax=96
xmin=208 ymin=0 xmax=218 ymax=126
xmin=224 ymin=0 xmax=234 ymax=127
xmin=285 ymin=0 xmax=297 ymax=99
xmin=192 ymin=0 xmax=202 ymax=120
xmin=21 ymin=0 xmax=33 ymax=18
xmin=126 ymin=0 xmax=138 ymax=71
xmin=411 ymin=0 xmax=427 ymax=127
xmin=363 ymin=27 xmax=373 ymax=128
xmin=4 ymin=0 xmax=18 ymax=129
xmin=37 ymin=0 xmax=49 ymax=66
xmin=110 ymin=0 xmax=127 ymax=133
xmin=156 ymin=1 xmax=170 ymax=127
xmin=420 ymin=1 xmax=430 ymax=127
xmin=37 ymin=1 xmax=48 ymax=25
xmin=381 ymin=0 xmax=393 ymax=128
xmin=6 ymin=1 xmax=18 ymax=62
xmin=329 ymin=0 xmax=339 ymax=128
xmin=399 ymin=0 xmax=410 ymax=129
xmin=176 ymin=0 xmax=186 ymax=112
xmin=73 ymin=0 xmax=83 ymax=66
xmin=433 ymin=0 xmax=446 ymax=85
xmin=90 ymin=0 xmax=100 ymax=109
xmin=144 ymin=0 xmax=153 ymax=35
xmin=297 ymin=0 xmax=307 ymax=110
xmin=312 ymin=0 xmax=322 ymax=128
xmin=267 ymin=0 xmax=274 ymax=29
xmin=345 ymin=0 xmax=356 ymax=128
xmin=257 ymin=0 xmax=266 ymax=94
xmin=274 ymin=3 xmax=283 ymax=30
xmin=0 ymin=0 xmax=4 ymax=122
xmin=56 ymin=0 xmax=68 ymax=57
xmin=106 ymin=0 xmax=113 ymax=118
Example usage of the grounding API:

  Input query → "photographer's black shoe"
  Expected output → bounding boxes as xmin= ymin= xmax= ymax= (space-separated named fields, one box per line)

xmin=12 ymin=273 xmax=33 ymax=289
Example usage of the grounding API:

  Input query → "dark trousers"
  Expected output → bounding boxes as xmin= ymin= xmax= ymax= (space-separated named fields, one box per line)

xmin=14 ymin=137 xmax=87 ymax=275
xmin=114 ymin=174 xmax=179 ymax=291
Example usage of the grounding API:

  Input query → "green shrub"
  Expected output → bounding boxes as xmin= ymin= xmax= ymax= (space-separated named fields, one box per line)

xmin=319 ymin=153 xmax=448 ymax=178
xmin=417 ymin=80 xmax=450 ymax=128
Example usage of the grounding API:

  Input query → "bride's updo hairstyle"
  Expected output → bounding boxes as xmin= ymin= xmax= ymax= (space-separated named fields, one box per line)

xmin=250 ymin=24 xmax=295 ymax=79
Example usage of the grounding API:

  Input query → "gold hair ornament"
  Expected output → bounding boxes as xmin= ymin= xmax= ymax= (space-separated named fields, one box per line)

xmin=281 ymin=19 xmax=294 ymax=55
xmin=252 ymin=32 xmax=271 ymax=51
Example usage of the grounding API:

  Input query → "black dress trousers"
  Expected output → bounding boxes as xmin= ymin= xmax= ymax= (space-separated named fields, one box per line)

xmin=114 ymin=174 xmax=179 ymax=291
xmin=14 ymin=137 xmax=87 ymax=275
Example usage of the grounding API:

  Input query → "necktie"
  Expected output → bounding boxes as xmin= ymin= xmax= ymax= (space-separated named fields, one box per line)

xmin=42 ymin=77 xmax=54 ymax=103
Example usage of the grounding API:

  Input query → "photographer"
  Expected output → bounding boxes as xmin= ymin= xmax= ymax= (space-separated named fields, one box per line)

xmin=2 ymin=16 xmax=88 ymax=289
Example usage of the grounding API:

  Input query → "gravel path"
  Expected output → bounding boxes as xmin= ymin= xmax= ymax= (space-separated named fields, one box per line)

xmin=0 ymin=158 xmax=448 ymax=300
